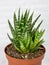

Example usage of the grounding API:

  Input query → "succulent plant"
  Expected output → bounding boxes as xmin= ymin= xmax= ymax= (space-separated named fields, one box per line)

xmin=7 ymin=9 xmax=45 ymax=53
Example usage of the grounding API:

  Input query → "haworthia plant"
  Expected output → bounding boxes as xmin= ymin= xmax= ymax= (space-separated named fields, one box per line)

xmin=7 ymin=9 xmax=45 ymax=53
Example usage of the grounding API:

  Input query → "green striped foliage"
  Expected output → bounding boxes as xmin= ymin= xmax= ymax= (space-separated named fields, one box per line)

xmin=7 ymin=9 xmax=45 ymax=53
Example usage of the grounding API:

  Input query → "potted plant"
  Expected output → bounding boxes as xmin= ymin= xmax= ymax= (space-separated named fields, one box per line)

xmin=5 ymin=9 xmax=46 ymax=65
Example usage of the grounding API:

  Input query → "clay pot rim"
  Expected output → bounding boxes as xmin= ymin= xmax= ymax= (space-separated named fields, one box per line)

xmin=4 ymin=43 xmax=46 ymax=60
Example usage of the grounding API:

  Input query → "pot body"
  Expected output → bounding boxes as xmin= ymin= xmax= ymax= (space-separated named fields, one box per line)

xmin=5 ymin=44 xmax=46 ymax=65
xmin=6 ymin=54 xmax=44 ymax=65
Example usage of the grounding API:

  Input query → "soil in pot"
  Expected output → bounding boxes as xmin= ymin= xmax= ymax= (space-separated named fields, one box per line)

xmin=5 ymin=44 xmax=45 ymax=59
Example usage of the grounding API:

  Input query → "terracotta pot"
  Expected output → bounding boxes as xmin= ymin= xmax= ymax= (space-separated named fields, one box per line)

xmin=4 ymin=44 xmax=46 ymax=65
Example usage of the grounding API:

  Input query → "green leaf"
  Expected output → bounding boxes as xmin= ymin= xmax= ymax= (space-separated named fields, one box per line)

xmin=7 ymin=33 xmax=18 ymax=45
xmin=28 ymin=12 xmax=34 ymax=23
xmin=32 ymin=30 xmax=45 ymax=48
xmin=35 ymin=31 xmax=39 ymax=39
xmin=24 ymin=10 xmax=27 ymax=18
xmin=14 ymin=44 xmax=22 ymax=53
xmin=39 ymin=30 xmax=45 ymax=39
xmin=8 ymin=20 xmax=17 ymax=39
xmin=23 ymin=10 xmax=28 ymax=25
xmin=31 ymin=14 xmax=41 ymax=30
xmin=18 ymin=39 xmax=26 ymax=52
xmin=32 ymin=39 xmax=44 ymax=52
xmin=7 ymin=33 xmax=16 ymax=44
xmin=31 ymin=28 xmax=36 ymax=41
xmin=21 ymin=14 xmax=23 ymax=21
xmin=27 ymin=10 xmax=30 ymax=19
xmin=37 ymin=39 xmax=44 ymax=47
xmin=35 ymin=30 xmax=45 ymax=41
xmin=7 ymin=33 xmax=22 ymax=53
xmin=27 ymin=12 xmax=34 ymax=32
xmin=33 ymin=39 xmax=39 ymax=48
xmin=36 ymin=20 xmax=43 ymax=31
xmin=26 ymin=34 xmax=31 ymax=48
xmin=7 ymin=33 xmax=12 ymax=41
xmin=14 ymin=12 xmax=17 ymax=30
xmin=23 ymin=32 xmax=28 ymax=44
xmin=32 ymin=31 xmax=39 ymax=48
xmin=30 ymin=40 xmax=34 ymax=49
xmin=18 ymin=8 xmax=20 ymax=22
xmin=24 ymin=10 xmax=30 ymax=21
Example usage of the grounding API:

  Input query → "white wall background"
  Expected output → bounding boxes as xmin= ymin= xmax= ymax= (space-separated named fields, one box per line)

xmin=0 ymin=0 xmax=49 ymax=65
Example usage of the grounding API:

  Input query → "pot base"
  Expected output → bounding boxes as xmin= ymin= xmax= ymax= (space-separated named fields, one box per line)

xmin=8 ymin=61 xmax=42 ymax=65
